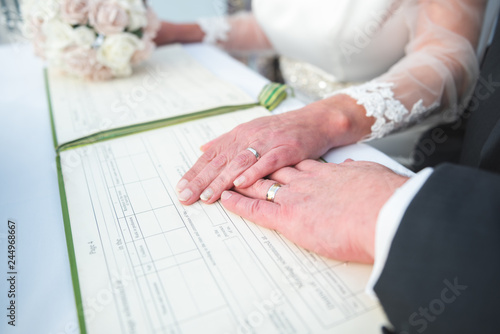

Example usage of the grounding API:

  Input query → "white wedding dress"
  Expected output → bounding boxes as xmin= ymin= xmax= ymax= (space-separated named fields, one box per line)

xmin=254 ymin=0 xmax=409 ymax=83
xmin=198 ymin=0 xmax=499 ymax=145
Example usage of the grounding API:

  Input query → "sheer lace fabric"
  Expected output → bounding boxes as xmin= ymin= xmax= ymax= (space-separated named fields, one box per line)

xmin=196 ymin=16 xmax=231 ymax=45
xmin=335 ymin=82 xmax=437 ymax=140
xmin=196 ymin=0 xmax=489 ymax=140
xmin=337 ymin=0 xmax=486 ymax=139
xmin=197 ymin=12 xmax=273 ymax=53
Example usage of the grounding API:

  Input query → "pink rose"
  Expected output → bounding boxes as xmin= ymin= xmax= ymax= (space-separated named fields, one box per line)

xmin=61 ymin=46 xmax=96 ymax=77
xmin=88 ymin=64 xmax=113 ymax=81
xmin=61 ymin=0 xmax=89 ymax=25
xmin=60 ymin=46 xmax=112 ymax=81
xmin=131 ymin=38 xmax=155 ymax=65
xmin=89 ymin=1 xmax=129 ymax=36
xmin=143 ymin=7 xmax=160 ymax=39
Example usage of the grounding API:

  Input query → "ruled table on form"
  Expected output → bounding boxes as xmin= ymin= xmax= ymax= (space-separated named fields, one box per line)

xmin=60 ymin=108 xmax=384 ymax=334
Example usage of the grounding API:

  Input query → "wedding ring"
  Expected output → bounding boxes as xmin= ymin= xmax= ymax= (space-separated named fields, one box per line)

xmin=246 ymin=147 xmax=260 ymax=160
xmin=266 ymin=183 xmax=282 ymax=203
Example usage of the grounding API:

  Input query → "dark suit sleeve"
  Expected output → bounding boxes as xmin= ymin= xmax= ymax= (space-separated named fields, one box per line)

xmin=374 ymin=163 xmax=500 ymax=334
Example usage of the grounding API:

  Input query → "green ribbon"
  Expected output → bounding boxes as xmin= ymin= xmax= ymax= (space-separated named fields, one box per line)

xmin=258 ymin=82 xmax=291 ymax=111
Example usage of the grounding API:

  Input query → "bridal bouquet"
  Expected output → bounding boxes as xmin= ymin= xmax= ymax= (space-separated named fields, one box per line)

xmin=21 ymin=0 xmax=161 ymax=80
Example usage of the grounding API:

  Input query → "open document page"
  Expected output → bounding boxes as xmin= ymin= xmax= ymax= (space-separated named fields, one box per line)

xmin=48 ymin=44 xmax=255 ymax=147
xmin=59 ymin=107 xmax=387 ymax=334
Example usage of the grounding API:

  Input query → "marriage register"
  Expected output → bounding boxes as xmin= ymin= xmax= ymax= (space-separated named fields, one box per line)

xmin=49 ymin=44 xmax=387 ymax=333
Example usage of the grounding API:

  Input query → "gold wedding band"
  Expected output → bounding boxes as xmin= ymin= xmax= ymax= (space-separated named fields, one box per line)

xmin=266 ymin=183 xmax=282 ymax=203
xmin=246 ymin=147 xmax=260 ymax=160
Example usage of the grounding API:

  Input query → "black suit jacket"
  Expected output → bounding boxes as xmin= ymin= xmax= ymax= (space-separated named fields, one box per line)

xmin=374 ymin=17 xmax=500 ymax=334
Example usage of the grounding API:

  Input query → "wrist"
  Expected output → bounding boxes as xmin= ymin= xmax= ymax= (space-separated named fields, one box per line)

xmin=155 ymin=22 xmax=174 ymax=45
xmin=317 ymin=93 xmax=375 ymax=147
xmin=363 ymin=174 xmax=409 ymax=261
xmin=175 ymin=23 xmax=205 ymax=43
xmin=155 ymin=22 xmax=204 ymax=45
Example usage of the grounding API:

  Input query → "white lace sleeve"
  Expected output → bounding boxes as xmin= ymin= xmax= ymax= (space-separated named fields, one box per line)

xmin=196 ymin=17 xmax=231 ymax=45
xmin=337 ymin=81 xmax=438 ymax=141
xmin=331 ymin=0 xmax=486 ymax=141
xmin=197 ymin=12 xmax=273 ymax=52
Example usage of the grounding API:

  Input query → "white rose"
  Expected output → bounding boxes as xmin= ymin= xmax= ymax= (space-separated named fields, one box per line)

xmin=97 ymin=33 xmax=143 ymax=77
xmin=44 ymin=0 xmax=62 ymax=19
xmin=73 ymin=26 xmax=96 ymax=48
xmin=43 ymin=19 xmax=75 ymax=53
xmin=20 ymin=0 xmax=37 ymax=18
xmin=127 ymin=10 xmax=148 ymax=31
xmin=22 ymin=0 xmax=61 ymax=22
xmin=21 ymin=14 xmax=43 ymax=41
xmin=116 ymin=0 xmax=147 ymax=31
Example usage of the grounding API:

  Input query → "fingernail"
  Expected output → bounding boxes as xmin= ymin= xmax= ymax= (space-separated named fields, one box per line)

xmin=177 ymin=188 xmax=193 ymax=202
xmin=176 ymin=179 xmax=188 ymax=192
xmin=234 ymin=175 xmax=246 ymax=187
xmin=221 ymin=191 xmax=232 ymax=200
xmin=200 ymin=188 xmax=213 ymax=201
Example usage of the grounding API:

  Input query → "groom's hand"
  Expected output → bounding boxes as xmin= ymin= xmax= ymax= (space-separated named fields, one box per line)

xmin=221 ymin=159 xmax=408 ymax=263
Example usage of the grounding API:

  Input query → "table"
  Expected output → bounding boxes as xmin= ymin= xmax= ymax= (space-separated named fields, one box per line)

xmin=0 ymin=42 xmax=407 ymax=334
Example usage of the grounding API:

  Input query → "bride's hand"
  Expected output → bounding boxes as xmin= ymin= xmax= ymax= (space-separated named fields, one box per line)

xmin=176 ymin=95 xmax=373 ymax=205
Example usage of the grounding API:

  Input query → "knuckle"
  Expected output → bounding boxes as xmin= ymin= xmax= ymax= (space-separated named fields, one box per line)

xmin=232 ymin=152 xmax=253 ymax=169
xmin=248 ymin=199 xmax=263 ymax=215
xmin=264 ymin=153 xmax=281 ymax=169
xmin=209 ymin=154 xmax=228 ymax=169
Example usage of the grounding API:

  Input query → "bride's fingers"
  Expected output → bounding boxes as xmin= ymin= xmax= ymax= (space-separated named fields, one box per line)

xmin=176 ymin=149 xmax=217 ymax=190
xmin=268 ymin=166 xmax=300 ymax=184
xmin=199 ymin=147 xmax=263 ymax=203
xmin=294 ymin=159 xmax=325 ymax=171
xmin=232 ymin=146 xmax=303 ymax=189
xmin=177 ymin=147 xmax=239 ymax=205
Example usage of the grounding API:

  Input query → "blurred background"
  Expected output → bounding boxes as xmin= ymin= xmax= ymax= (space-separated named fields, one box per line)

xmin=0 ymin=0 xmax=21 ymax=44
xmin=150 ymin=0 xmax=230 ymax=22
xmin=0 ymin=0 xmax=280 ymax=80
xmin=0 ymin=0 xmax=250 ymax=44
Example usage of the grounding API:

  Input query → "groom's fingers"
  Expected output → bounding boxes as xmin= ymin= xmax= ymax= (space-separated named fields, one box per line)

xmin=220 ymin=191 xmax=283 ymax=231
xmin=233 ymin=179 xmax=287 ymax=204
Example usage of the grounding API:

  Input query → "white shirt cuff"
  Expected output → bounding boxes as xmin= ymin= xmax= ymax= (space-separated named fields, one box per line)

xmin=366 ymin=167 xmax=434 ymax=297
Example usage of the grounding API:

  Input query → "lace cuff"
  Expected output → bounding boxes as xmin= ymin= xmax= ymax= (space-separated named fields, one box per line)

xmin=196 ymin=17 xmax=231 ymax=45
xmin=335 ymin=81 xmax=436 ymax=141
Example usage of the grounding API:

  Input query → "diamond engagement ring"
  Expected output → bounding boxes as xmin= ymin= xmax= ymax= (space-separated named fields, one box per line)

xmin=246 ymin=147 xmax=260 ymax=160
xmin=266 ymin=183 xmax=282 ymax=203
